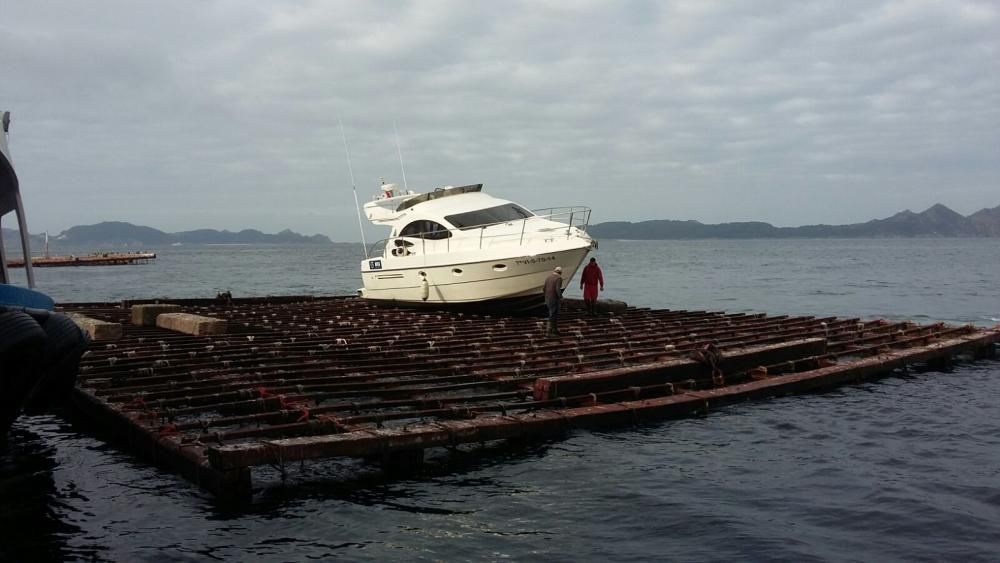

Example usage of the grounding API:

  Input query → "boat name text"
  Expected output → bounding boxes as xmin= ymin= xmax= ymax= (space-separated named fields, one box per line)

xmin=515 ymin=255 xmax=556 ymax=266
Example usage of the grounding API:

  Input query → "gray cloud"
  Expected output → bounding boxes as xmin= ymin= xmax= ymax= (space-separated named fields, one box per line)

xmin=2 ymin=0 xmax=997 ymax=240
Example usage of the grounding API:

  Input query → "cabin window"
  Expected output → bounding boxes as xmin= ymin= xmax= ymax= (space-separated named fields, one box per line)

xmin=399 ymin=220 xmax=452 ymax=240
xmin=444 ymin=204 xmax=533 ymax=230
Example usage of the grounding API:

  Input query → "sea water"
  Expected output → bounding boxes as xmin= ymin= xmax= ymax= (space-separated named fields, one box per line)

xmin=2 ymin=238 xmax=999 ymax=561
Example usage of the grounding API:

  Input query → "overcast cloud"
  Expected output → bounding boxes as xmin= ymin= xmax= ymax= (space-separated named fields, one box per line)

xmin=2 ymin=0 xmax=998 ymax=241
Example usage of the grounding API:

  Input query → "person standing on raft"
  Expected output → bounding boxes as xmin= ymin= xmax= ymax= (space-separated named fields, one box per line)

xmin=580 ymin=257 xmax=604 ymax=316
xmin=543 ymin=266 xmax=564 ymax=337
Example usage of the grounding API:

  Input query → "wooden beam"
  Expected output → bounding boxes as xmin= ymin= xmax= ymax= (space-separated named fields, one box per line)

xmin=533 ymin=337 xmax=828 ymax=400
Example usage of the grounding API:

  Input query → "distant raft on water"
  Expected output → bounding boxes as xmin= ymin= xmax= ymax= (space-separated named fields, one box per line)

xmin=5 ymin=251 xmax=157 ymax=268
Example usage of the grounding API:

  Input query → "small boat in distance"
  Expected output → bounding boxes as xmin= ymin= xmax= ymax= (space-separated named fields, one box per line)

xmin=358 ymin=182 xmax=596 ymax=309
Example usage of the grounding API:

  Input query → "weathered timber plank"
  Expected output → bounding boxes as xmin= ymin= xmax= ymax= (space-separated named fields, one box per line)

xmin=156 ymin=312 xmax=227 ymax=336
xmin=206 ymin=412 xmax=572 ymax=471
xmin=205 ymin=331 xmax=997 ymax=472
xmin=70 ymin=388 xmax=250 ymax=500
xmin=533 ymin=337 xmax=828 ymax=400
xmin=66 ymin=312 xmax=123 ymax=341
xmin=131 ymin=303 xmax=182 ymax=326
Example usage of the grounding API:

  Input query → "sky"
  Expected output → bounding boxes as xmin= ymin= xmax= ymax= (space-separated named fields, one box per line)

xmin=1 ymin=0 xmax=998 ymax=241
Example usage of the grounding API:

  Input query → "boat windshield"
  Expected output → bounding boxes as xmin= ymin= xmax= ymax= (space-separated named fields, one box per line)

xmin=444 ymin=204 xmax=533 ymax=230
xmin=400 ymin=220 xmax=452 ymax=240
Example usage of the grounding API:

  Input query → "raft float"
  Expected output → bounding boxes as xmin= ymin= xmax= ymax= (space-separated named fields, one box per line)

xmin=60 ymin=295 xmax=999 ymax=500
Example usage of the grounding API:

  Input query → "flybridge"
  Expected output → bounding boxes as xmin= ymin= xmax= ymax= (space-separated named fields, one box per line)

xmin=363 ymin=183 xmax=483 ymax=223
xmin=396 ymin=184 xmax=483 ymax=212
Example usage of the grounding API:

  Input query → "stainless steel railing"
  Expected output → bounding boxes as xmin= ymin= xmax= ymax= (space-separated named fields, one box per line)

xmin=367 ymin=206 xmax=592 ymax=259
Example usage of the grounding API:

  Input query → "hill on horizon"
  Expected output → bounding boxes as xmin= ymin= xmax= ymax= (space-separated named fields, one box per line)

xmin=4 ymin=203 xmax=1000 ymax=250
xmin=588 ymin=202 xmax=1000 ymax=240
xmin=2 ymin=221 xmax=332 ymax=249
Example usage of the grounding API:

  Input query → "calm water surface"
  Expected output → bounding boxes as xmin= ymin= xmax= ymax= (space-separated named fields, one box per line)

xmin=2 ymin=239 xmax=999 ymax=562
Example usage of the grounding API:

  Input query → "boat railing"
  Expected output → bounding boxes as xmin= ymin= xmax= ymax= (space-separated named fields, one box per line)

xmin=1 ymin=110 xmax=36 ymax=287
xmin=367 ymin=206 xmax=592 ymax=258
xmin=531 ymin=206 xmax=592 ymax=232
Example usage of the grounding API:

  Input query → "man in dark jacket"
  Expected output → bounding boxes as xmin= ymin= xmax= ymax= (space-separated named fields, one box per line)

xmin=543 ymin=266 xmax=563 ymax=337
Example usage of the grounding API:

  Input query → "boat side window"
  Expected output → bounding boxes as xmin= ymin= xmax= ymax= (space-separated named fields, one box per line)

xmin=444 ymin=204 xmax=533 ymax=230
xmin=400 ymin=220 xmax=452 ymax=240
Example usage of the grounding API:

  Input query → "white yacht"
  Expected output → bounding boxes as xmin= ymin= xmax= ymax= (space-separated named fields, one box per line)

xmin=358 ymin=183 xmax=596 ymax=308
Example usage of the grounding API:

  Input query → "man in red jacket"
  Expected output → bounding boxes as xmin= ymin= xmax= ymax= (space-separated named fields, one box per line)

xmin=580 ymin=257 xmax=604 ymax=316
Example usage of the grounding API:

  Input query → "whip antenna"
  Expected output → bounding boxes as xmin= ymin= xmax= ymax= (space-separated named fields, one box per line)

xmin=339 ymin=117 xmax=368 ymax=258
xmin=393 ymin=120 xmax=408 ymax=192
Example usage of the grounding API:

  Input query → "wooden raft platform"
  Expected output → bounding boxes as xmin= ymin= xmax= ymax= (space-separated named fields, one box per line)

xmin=61 ymin=296 xmax=1000 ymax=500
xmin=7 ymin=251 xmax=156 ymax=268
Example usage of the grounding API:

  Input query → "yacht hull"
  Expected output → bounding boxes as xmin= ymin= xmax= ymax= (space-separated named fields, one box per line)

xmin=359 ymin=244 xmax=591 ymax=307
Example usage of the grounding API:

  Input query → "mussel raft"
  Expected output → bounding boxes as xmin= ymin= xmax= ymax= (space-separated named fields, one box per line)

xmin=57 ymin=295 xmax=999 ymax=500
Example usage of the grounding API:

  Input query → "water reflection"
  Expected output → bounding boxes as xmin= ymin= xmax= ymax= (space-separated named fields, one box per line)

xmin=0 ymin=418 xmax=80 ymax=561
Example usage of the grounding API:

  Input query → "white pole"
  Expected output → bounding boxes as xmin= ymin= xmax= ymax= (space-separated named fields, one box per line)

xmin=339 ymin=117 xmax=368 ymax=258
xmin=393 ymin=120 xmax=408 ymax=192
xmin=14 ymin=194 xmax=35 ymax=288
xmin=3 ymin=113 xmax=36 ymax=288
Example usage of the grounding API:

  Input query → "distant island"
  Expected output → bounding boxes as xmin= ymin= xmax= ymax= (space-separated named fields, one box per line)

xmin=588 ymin=203 xmax=1000 ymax=239
xmin=2 ymin=221 xmax=332 ymax=249
xmin=4 ymin=202 xmax=1000 ymax=249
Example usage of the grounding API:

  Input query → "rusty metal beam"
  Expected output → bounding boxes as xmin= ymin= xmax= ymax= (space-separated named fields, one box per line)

xmin=205 ymin=330 xmax=998 ymax=472
xmin=533 ymin=338 xmax=827 ymax=400
xmin=57 ymin=295 xmax=1000 ymax=499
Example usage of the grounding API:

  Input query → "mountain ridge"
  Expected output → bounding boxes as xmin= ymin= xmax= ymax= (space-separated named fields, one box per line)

xmin=4 ymin=203 xmax=1000 ymax=247
xmin=2 ymin=221 xmax=332 ymax=248
xmin=588 ymin=203 xmax=1000 ymax=240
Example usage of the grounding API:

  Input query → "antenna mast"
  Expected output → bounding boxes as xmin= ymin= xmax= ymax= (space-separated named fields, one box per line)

xmin=393 ymin=120 xmax=408 ymax=192
xmin=339 ymin=117 xmax=368 ymax=258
